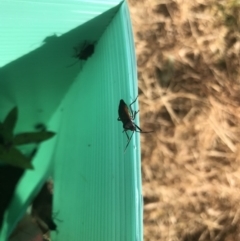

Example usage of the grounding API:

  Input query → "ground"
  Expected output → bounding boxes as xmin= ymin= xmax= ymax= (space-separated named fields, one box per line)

xmin=128 ymin=0 xmax=240 ymax=240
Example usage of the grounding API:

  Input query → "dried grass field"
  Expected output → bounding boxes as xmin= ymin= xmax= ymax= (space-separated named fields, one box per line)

xmin=128 ymin=0 xmax=240 ymax=240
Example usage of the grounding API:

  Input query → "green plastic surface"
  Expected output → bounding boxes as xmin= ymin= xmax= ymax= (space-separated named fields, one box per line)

xmin=0 ymin=0 xmax=121 ymax=67
xmin=0 ymin=1 xmax=142 ymax=241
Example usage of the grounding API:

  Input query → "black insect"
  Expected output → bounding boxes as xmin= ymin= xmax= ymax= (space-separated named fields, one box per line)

xmin=68 ymin=41 xmax=95 ymax=67
xmin=31 ymin=181 xmax=58 ymax=237
xmin=74 ymin=41 xmax=94 ymax=61
xmin=118 ymin=96 xmax=153 ymax=151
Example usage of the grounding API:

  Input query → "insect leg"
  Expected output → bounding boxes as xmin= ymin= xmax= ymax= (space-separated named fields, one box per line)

xmin=124 ymin=131 xmax=134 ymax=152
xmin=134 ymin=123 xmax=154 ymax=133
xmin=132 ymin=110 xmax=139 ymax=120
xmin=129 ymin=96 xmax=139 ymax=118
xmin=133 ymin=123 xmax=143 ymax=132
xmin=123 ymin=130 xmax=130 ymax=140
xmin=133 ymin=123 xmax=154 ymax=133
xmin=66 ymin=60 xmax=79 ymax=68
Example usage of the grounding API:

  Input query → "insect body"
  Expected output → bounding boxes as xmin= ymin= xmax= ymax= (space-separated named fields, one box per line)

xmin=74 ymin=41 xmax=94 ymax=61
xmin=31 ymin=181 xmax=58 ymax=238
xmin=67 ymin=41 xmax=95 ymax=67
xmin=118 ymin=96 xmax=152 ymax=151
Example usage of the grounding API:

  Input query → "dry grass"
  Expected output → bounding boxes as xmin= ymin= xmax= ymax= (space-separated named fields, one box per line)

xmin=128 ymin=0 xmax=240 ymax=240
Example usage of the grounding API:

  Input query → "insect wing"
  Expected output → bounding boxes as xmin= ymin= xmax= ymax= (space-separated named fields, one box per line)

xmin=118 ymin=100 xmax=131 ymax=122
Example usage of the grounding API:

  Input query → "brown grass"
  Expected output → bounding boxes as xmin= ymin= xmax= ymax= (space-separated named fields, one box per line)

xmin=128 ymin=0 xmax=240 ymax=240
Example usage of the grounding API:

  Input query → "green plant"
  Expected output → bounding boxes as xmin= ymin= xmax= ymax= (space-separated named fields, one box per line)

xmin=0 ymin=107 xmax=55 ymax=169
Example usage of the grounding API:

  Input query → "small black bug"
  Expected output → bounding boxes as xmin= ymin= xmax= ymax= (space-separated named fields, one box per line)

xmin=32 ymin=181 xmax=58 ymax=236
xmin=67 ymin=41 xmax=95 ymax=67
xmin=118 ymin=96 xmax=153 ymax=151
xmin=74 ymin=41 xmax=94 ymax=61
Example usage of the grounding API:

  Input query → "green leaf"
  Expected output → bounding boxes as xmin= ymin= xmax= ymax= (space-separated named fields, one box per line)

xmin=0 ymin=123 xmax=5 ymax=145
xmin=13 ymin=131 xmax=56 ymax=146
xmin=3 ymin=107 xmax=18 ymax=136
xmin=0 ymin=147 xmax=33 ymax=169
xmin=0 ymin=107 xmax=18 ymax=144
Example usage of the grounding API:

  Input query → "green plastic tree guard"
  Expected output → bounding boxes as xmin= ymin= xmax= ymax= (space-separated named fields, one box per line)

xmin=0 ymin=1 xmax=143 ymax=241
